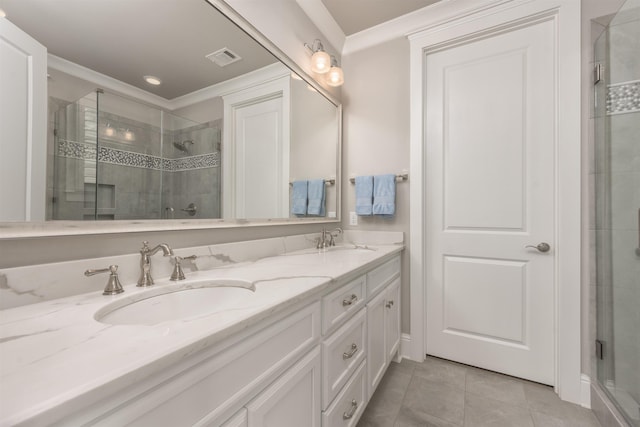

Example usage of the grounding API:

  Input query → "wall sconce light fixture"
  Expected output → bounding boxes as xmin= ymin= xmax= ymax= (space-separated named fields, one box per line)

xmin=305 ymin=39 xmax=331 ymax=74
xmin=326 ymin=56 xmax=344 ymax=87
xmin=304 ymin=39 xmax=344 ymax=87
xmin=104 ymin=123 xmax=115 ymax=137
xmin=123 ymin=129 xmax=135 ymax=141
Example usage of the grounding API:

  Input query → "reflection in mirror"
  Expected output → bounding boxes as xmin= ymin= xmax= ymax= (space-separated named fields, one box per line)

xmin=0 ymin=0 xmax=340 ymax=228
xmin=50 ymin=90 xmax=222 ymax=221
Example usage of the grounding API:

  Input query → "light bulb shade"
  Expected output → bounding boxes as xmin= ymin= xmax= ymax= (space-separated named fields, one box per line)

xmin=311 ymin=50 xmax=331 ymax=74
xmin=326 ymin=66 xmax=344 ymax=87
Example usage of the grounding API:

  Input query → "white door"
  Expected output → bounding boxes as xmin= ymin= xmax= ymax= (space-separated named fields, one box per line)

xmin=425 ymin=19 xmax=555 ymax=385
xmin=226 ymin=95 xmax=288 ymax=219
xmin=0 ymin=18 xmax=47 ymax=221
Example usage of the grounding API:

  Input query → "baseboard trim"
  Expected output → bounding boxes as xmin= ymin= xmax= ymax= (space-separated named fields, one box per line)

xmin=399 ymin=333 xmax=413 ymax=362
xmin=581 ymin=374 xmax=592 ymax=408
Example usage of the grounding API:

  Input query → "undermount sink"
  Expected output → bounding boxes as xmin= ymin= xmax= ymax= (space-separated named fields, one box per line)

xmin=95 ymin=280 xmax=255 ymax=326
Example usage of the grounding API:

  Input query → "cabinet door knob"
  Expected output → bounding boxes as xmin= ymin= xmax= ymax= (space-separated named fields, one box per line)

xmin=343 ymin=343 xmax=358 ymax=360
xmin=342 ymin=294 xmax=358 ymax=306
xmin=386 ymin=300 xmax=394 ymax=309
xmin=343 ymin=399 xmax=358 ymax=420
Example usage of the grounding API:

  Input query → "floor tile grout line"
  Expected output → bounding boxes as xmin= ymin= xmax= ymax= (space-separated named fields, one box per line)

xmin=391 ymin=364 xmax=414 ymax=427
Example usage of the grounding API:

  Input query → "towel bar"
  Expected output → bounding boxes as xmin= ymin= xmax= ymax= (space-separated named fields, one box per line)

xmin=289 ymin=178 xmax=336 ymax=186
xmin=349 ymin=173 xmax=408 ymax=184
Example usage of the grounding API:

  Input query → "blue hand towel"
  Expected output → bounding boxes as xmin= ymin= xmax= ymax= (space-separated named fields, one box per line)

xmin=355 ymin=176 xmax=373 ymax=216
xmin=291 ymin=180 xmax=308 ymax=216
xmin=373 ymin=174 xmax=396 ymax=217
xmin=307 ymin=179 xmax=326 ymax=216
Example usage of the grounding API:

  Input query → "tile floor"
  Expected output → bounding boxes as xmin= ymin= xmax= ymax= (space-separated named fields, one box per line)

xmin=357 ymin=356 xmax=602 ymax=427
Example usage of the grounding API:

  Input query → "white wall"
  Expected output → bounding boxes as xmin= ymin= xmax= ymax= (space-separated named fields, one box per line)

xmin=341 ymin=37 xmax=411 ymax=332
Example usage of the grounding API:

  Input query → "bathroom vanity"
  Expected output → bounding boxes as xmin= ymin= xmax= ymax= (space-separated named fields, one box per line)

xmin=0 ymin=231 xmax=403 ymax=426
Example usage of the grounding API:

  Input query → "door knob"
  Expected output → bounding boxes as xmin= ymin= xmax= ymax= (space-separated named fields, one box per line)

xmin=525 ymin=242 xmax=551 ymax=253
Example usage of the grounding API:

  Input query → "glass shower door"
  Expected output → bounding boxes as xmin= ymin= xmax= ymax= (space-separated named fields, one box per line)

xmin=594 ymin=0 xmax=640 ymax=425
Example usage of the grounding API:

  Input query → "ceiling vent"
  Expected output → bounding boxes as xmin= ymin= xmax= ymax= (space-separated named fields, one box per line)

xmin=206 ymin=48 xmax=242 ymax=67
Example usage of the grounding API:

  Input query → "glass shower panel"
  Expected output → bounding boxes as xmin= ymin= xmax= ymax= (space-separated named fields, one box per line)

xmin=50 ymin=89 xmax=221 ymax=221
xmin=52 ymin=91 xmax=99 ymax=220
xmin=594 ymin=0 xmax=640 ymax=425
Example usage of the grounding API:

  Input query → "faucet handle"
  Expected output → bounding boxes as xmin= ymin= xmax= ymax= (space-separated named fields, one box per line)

xmin=170 ymin=255 xmax=197 ymax=281
xmin=85 ymin=265 xmax=124 ymax=295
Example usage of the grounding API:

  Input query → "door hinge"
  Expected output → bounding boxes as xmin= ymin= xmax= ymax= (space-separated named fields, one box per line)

xmin=595 ymin=340 xmax=604 ymax=360
xmin=53 ymin=128 xmax=58 ymax=137
xmin=594 ymin=63 xmax=602 ymax=85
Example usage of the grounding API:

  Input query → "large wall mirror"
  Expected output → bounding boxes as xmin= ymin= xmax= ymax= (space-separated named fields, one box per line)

xmin=0 ymin=0 xmax=341 ymax=237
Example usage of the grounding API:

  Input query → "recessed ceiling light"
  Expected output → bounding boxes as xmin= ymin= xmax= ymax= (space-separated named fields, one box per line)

xmin=144 ymin=75 xmax=161 ymax=85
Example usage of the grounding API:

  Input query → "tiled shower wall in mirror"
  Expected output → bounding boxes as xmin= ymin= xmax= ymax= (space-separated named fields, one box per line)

xmin=48 ymin=90 xmax=221 ymax=221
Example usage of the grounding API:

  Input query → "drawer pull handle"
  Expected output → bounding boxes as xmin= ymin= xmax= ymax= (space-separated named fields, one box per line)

xmin=343 ymin=399 xmax=358 ymax=420
xmin=386 ymin=300 xmax=394 ymax=309
xmin=342 ymin=294 xmax=358 ymax=306
xmin=343 ymin=343 xmax=358 ymax=360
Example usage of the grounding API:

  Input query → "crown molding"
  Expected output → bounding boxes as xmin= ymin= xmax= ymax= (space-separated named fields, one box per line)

xmin=295 ymin=0 xmax=346 ymax=54
xmin=47 ymin=54 xmax=173 ymax=110
xmin=170 ymin=63 xmax=290 ymax=110
xmin=343 ymin=0 xmax=517 ymax=55
xmin=47 ymin=55 xmax=290 ymax=112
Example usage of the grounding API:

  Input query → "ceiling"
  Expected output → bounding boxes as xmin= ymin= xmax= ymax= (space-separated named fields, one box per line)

xmin=1 ymin=0 xmax=445 ymax=99
xmin=321 ymin=0 xmax=444 ymax=35
xmin=0 ymin=0 xmax=277 ymax=100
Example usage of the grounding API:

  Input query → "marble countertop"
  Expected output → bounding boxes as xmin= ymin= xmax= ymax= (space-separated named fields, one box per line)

xmin=0 ymin=243 xmax=402 ymax=426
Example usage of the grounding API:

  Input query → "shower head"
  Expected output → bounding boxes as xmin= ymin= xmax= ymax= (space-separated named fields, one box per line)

xmin=173 ymin=140 xmax=194 ymax=152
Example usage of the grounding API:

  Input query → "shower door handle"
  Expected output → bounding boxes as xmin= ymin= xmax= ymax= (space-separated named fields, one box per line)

xmin=525 ymin=242 xmax=551 ymax=253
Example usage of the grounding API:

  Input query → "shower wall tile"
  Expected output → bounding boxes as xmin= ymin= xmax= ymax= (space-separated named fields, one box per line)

xmin=594 ymin=172 xmax=609 ymax=230
xmin=608 ymin=113 xmax=640 ymax=172
xmin=589 ymin=230 xmax=597 ymax=285
xmin=606 ymin=81 xmax=640 ymax=115
xmin=610 ymin=229 xmax=640 ymax=288
xmin=612 ymin=287 xmax=640 ymax=403
xmin=608 ymin=19 xmax=640 ymax=84
xmin=609 ymin=171 xmax=640 ymax=231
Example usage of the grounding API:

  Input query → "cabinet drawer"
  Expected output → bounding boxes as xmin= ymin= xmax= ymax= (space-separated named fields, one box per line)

xmin=92 ymin=302 xmax=321 ymax=427
xmin=366 ymin=256 xmax=400 ymax=298
xmin=322 ymin=275 xmax=366 ymax=334
xmin=322 ymin=309 xmax=366 ymax=409
xmin=322 ymin=361 xmax=367 ymax=427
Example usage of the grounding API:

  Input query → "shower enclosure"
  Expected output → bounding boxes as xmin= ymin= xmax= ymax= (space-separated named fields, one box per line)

xmin=593 ymin=0 xmax=640 ymax=425
xmin=49 ymin=89 xmax=221 ymax=220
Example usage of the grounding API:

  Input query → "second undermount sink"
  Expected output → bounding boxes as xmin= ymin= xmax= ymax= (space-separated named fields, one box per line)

xmin=95 ymin=280 xmax=255 ymax=326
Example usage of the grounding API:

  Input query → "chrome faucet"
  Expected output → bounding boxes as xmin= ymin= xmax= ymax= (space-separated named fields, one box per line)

xmin=317 ymin=228 xmax=329 ymax=249
xmin=328 ymin=227 xmax=343 ymax=246
xmin=316 ymin=227 xmax=343 ymax=249
xmin=138 ymin=241 xmax=174 ymax=287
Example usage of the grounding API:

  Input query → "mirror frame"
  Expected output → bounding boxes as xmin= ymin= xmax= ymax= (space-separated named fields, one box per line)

xmin=0 ymin=0 xmax=342 ymax=239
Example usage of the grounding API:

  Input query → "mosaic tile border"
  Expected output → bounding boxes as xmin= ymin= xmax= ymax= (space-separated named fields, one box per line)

xmin=56 ymin=140 xmax=219 ymax=172
xmin=606 ymin=80 xmax=640 ymax=115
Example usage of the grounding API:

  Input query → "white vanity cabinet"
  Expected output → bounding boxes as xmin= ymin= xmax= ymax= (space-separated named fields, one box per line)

xmin=321 ymin=254 xmax=402 ymax=426
xmin=7 ymin=249 xmax=402 ymax=427
xmin=246 ymin=346 xmax=322 ymax=427
xmin=366 ymin=259 xmax=401 ymax=399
